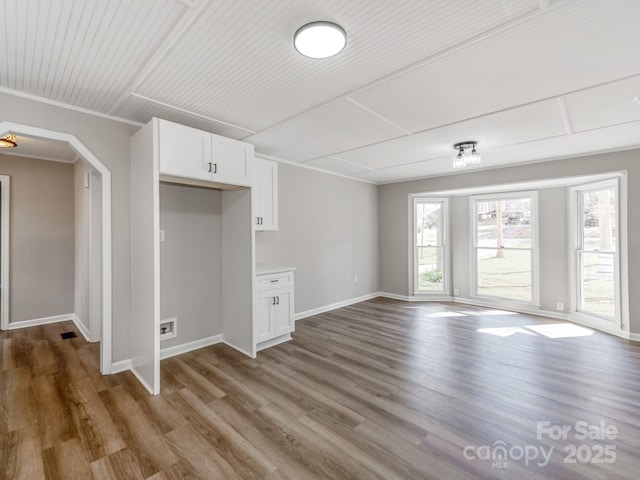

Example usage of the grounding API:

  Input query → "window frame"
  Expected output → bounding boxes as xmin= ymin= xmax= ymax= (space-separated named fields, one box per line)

xmin=569 ymin=179 xmax=621 ymax=323
xmin=470 ymin=191 xmax=540 ymax=306
xmin=410 ymin=196 xmax=449 ymax=296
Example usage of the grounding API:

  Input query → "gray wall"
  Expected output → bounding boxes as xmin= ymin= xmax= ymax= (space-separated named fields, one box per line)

xmin=378 ymin=148 xmax=640 ymax=333
xmin=159 ymin=182 xmax=222 ymax=348
xmin=255 ymin=163 xmax=379 ymax=314
xmin=0 ymin=154 xmax=74 ymax=322
xmin=1 ymin=92 xmax=138 ymax=361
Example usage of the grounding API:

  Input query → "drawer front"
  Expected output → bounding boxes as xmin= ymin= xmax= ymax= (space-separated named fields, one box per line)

xmin=256 ymin=272 xmax=293 ymax=292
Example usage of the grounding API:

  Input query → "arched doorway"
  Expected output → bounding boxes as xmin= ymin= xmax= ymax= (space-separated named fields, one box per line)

xmin=0 ymin=121 xmax=113 ymax=374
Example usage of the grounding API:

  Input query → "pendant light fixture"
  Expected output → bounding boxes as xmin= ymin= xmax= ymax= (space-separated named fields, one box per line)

xmin=0 ymin=134 xmax=17 ymax=148
xmin=452 ymin=141 xmax=480 ymax=169
xmin=294 ymin=21 xmax=347 ymax=58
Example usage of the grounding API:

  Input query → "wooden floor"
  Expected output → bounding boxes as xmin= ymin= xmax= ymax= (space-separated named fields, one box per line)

xmin=2 ymin=298 xmax=640 ymax=479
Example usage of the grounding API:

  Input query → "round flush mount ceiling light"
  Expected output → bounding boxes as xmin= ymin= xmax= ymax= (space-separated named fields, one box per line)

xmin=294 ymin=21 xmax=346 ymax=59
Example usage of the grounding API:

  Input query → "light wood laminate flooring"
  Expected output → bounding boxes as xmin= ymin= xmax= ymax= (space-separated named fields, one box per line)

xmin=2 ymin=298 xmax=640 ymax=479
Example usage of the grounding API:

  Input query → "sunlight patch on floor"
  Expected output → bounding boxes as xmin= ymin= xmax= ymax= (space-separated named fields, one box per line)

xmin=477 ymin=323 xmax=594 ymax=338
xmin=476 ymin=326 xmax=536 ymax=337
xmin=459 ymin=309 xmax=519 ymax=316
xmin=427 ymin=311 xmax=469 ymax=318
xmin=526 ymin=323 xmax=594 ymax=338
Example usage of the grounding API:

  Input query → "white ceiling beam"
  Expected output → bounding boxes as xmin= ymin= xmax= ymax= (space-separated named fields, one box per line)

xmin=344 ymin=97 xmax=413 ymax=136
xmin=556 ymin=97 xmax=574 ymax=135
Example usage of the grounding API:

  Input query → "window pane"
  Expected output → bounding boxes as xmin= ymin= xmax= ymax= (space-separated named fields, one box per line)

xmin=580 ymin=251 xmax=615 ymax=318
xmin=416 ymin=202 xmax=442 ymax=247
xmin=476 ymin=198 xmax=531 ymax=248
xmin=476 ymin=248 xmax=531 ymax=301
xmin=582 ymin=188 xmax=616 ymax=251
xmin=417 ymin=246 xmax=443 ymax=291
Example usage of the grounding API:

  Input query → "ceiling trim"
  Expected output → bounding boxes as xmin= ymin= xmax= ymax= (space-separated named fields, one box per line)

xmin=246 ymin=5 xmax=544 ymax=140
xmin=299 ymin=73 xmax=640 ymax=165
xmin=0 ymin=86 xmax=144 ymax=127
xmin=108 ymin=0 xmax=212 ymax=115
xmin=255 ymin=152 xmax=377 ymax=185
xmin=410 ymin=171 xmax=626 ymax=197
xmin=131 ymin=92 xmax=256 ymax=134
xmin=327 ymin=155 xmax=373 ymax=172
xmin=0 ymin=150 xmax=76 ymax=164
xmin=343 ymin=97 xmax=412 ymax=136
xmin=556 ymin=97 xmax=574 ymax=134
xmin=374 ymin=144 xmax=640 ymax=186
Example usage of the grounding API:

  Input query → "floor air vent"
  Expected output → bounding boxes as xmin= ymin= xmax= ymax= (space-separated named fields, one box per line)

xmin=60 ymin=331 xmax=77 ymax=339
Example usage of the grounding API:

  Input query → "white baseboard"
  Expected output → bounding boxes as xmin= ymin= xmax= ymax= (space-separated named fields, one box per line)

xmin=567 ymin=313 xmax=631 ymax=340
xmin=7 ymin=313 xmax=75 ymax=330
xmin=451 ymin=296 xmax=569 ymax=321
xmin=256 ymin=333 xmax=291 ymax=352
xmin=130 ymin=366 xmax=156 ymax=395
xmin=222 ymin=341 xmax=255 ymax=359
xmin=160 ymin=334 xmax=223 ymax=360
xmin=71 ymin=314 xmax=91 ymax=342
xmin=295 ymin=292 xmax=380 ymax=321
xmin=378 ymin=292 xmax=455 ymax=302
xmin=111 ymin=359 xmax=132 ymax=374
xmin=377 ymin=292 xmax=413 ymax=302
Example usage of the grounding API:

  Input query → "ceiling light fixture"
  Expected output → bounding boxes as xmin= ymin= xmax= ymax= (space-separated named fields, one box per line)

xmin=452 ymin=141 xmax=480 ymax=169
xmin=294 ymin=21 xmax=346 ymax=59
xmin=0 ymin=134 xmax=17 ymax=148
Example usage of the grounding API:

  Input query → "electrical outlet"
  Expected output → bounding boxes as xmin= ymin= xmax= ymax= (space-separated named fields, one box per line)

xmin=557 ymin=302 xmax=564 ymax=311
xmin=454 ymin=289 xmax=460 ymax=296
xmin=354 ymin=275 xmax=359 ymax=284
xmin=159 ymin=229 xmax=165 ymax=242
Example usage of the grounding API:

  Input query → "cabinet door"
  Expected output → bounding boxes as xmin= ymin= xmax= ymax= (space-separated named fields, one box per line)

xmin=211 ymin=135 xmax=253 ymax=187
xmin=254 ymin=158 xmax=278 ymax=231
xmin=255 ymin=293 xmax=275 ymax=343
xmin=274 ymin=289 xmax=294 ymax=337
xmin=158 ymin=120 xmax=212 ymax=181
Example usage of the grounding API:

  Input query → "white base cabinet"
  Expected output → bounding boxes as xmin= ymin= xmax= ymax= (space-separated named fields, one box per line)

xmin=255 ymin=268 xmax=295 ymax=348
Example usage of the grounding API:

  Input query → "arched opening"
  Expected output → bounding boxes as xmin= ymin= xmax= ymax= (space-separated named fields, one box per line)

xmin=0 ymin=121 xmax=112 ymax=374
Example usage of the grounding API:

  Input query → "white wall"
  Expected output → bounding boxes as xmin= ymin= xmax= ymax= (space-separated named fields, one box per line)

xmin=0 ymin=154 xmax=74 ymax=322
xmin=74 ymin=158 xmax=91 ymax=332
xmin=378 ymin=149 xmax=640 ymax=334
xmin=159 ymin=182 xmax=223 ymax=348
xmin=255 ymin=162 xmax=379 ymax=314
xmin=1 ymin=92 xmax=138 ymax=361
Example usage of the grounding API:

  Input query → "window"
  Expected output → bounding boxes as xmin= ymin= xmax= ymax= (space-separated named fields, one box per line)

xmin=472 ymin=192 xmax=538 ymax=304
xmin=413 ymin=197 xmax=448 ymax=294
xmin=573 ymin=181 xmax=619 ymax=320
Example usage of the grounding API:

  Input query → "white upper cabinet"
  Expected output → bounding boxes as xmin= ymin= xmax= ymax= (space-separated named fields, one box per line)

xmin=158 ymin=119 xmax=253 ymax=187
xmin=158 ymin=120 xmax=212 ymax=181
xmin=212 ymin=134 xmax=253 ymax=187
xmin=254 ymin=158 xmax=278 ymax=231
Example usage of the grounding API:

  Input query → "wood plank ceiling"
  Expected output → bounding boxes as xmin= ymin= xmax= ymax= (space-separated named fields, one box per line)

xmin=1 ymin=0 xmax=639 ymax=183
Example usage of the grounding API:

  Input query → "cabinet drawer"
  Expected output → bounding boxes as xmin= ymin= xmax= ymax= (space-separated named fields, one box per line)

xmin=256 ymin=272 xmax=293 ymax=292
